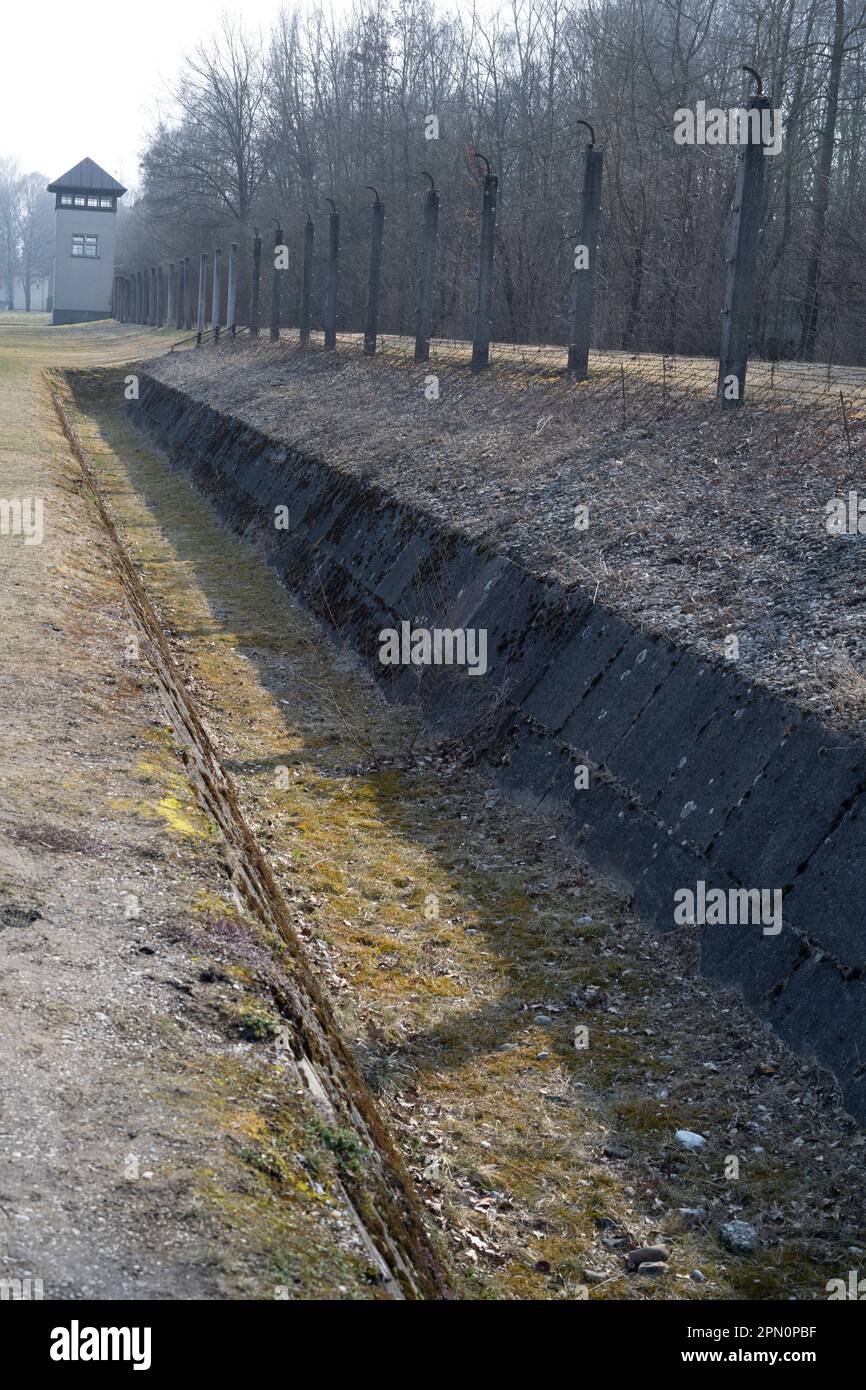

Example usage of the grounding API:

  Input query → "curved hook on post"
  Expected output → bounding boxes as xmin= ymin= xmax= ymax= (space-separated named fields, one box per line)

xmin=253 ymin=225 xmax=260 ymax=238
xmin=577 ymin=119 xmax=596 ymax=147
xmin=742 ymin=65 xmax=763 ymax=97
xmin=420 ymin=170 xmax=436 ymax=194
xmin=324 ymin=197 xmax=337 ymax=214
xmin=365 ymin=185 xmax=380 ymax=204
xmin=472 ymin=150 xmax=491 ymax=180
xmin=302 ymin=209 xmax=313 ymax=226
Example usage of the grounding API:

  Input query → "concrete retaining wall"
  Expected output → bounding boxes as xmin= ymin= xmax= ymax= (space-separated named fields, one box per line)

xmin=129 ymin=373 xmax=866 ymax=1122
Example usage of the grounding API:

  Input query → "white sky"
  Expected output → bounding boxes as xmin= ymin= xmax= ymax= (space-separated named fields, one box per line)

xmin=4 ymin=0 xmax=304 ymax=191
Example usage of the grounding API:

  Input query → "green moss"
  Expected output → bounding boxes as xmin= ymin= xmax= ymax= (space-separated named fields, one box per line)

xmin=223 ymin=1002 xmax=281 ymax=1042
xmin=309 ymin=1117 xmax=371 ymax=1179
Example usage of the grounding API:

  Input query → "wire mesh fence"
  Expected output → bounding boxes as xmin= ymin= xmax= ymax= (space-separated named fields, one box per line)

xmin=149 ymin=320 xmax=866 ymax=477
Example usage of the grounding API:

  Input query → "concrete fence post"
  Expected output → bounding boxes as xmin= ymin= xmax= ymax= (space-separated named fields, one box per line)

xmin=414 ymin=174 xmax=440 ymax=364
xmin=212 ymin=246 xmax=222 ymax=342
xmin=249 ymin=229 xmax=262 ymax=337
xmin=717 ymin=90 xmax=769 ymax=410
xmin=150 ymin=267 xmax=157 ymax=327
xmin=137 ymin=270 xmax=143 ymax=323
xmin=167 ymin=262 xmax=176 ymax=328
xmin=175 ymin=260 xmax=184 ymax=330
xmin=226 ymin=241 xmax=238 ymax=336
xmin=299 ymin=214 xmax=314 ymax=346
xmin=324 ymin=201 xmax=339 ymax=351
xmin=471 ymin=160 xmax=498 ymax=373
xmin=184 ymin=257 xmax=193 ymax=331
xmin=157 ymin=265 xmax=165 ymax=327
xmin=270 ymin=224 xmax=283 ymax=343
xmin=196 ymin=252 xmax=208 ymax=346
xmin=567 ymin=129 xmax=604 ymax=381
xmin=363 ymin=188 xmax=384 ymax=356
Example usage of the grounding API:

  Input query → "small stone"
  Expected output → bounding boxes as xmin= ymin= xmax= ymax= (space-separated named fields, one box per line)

xmin=603 ymin=1143 xmax=631 ymax=1161
xmin=536 ymin=1050 xmax=550 ymax=1060
xmin=636 ymin=1262 xmax=667 ymax=1277
xmin=690 ymin=1269 xmax=707 ymax=1283
xmin=583 ymin=1269 xmax=606 ymax=1284
xmin=495 ymin=1043 xmax=517 ymax=1053
xmin=675 ymin=1129 xmax=706 ymax=1150
xmin=627 ymin=1245 xmax=669 ymax=1271
xmin=679 ymin=1206 xmax=707 ymax=1223
xmin=533 ymin=1014 xmax=552 ymax=1024
xmin=719 ymin=1220 xmax=759 ymax=1254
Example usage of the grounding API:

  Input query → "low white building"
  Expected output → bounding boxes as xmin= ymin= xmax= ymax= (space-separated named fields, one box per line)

xmin=1 ymin=273 xmax=52 ymax=311
xmin=47 ymin=157 xmax=126 ymax=325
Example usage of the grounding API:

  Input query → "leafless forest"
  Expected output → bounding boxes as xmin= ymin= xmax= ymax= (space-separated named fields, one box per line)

xmin=0 ymin=164 xmax=53 ymax=309
xmin=109 ymin=0 xmax=866 ymax=365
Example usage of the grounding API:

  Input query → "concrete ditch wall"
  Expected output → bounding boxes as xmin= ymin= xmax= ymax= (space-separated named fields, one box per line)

xmin=129 ymin=373 xmax=866 ymax=1122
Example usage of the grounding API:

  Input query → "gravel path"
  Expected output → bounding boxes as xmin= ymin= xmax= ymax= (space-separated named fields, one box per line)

xmin=0 ymin=318 xmax=384 ymax=1300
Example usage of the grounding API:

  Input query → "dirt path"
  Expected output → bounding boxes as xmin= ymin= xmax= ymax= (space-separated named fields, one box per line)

xmin=0 ymin=317 xmax=406 ymax=1299
xmin=61 ymin=346 xmax=866 ymax=1302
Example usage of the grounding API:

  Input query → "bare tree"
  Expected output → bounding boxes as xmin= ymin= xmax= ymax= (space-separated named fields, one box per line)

xmin=18 ymin=173 xmax=54 ymax=311
xmin=121 ymin=0 xmax=866 ymax=365
xmin=0 ymin=157 xmax=22 ymax=311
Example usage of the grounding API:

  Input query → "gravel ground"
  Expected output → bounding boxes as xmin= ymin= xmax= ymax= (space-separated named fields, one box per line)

xmin=150 ymin=338 xmax=866 ymax=738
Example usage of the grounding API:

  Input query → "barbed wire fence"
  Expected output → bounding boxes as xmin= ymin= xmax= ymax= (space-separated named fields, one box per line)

xmin=113 ymin=95 xmax=866 ymax=458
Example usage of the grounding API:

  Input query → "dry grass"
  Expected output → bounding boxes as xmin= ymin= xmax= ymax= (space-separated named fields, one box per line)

xmin=149 ymin=335 xmax=866 ymax=738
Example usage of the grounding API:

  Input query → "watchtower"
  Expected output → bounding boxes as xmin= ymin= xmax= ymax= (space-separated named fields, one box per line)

xmin=47 ymin=157 xmax=126 ymax=325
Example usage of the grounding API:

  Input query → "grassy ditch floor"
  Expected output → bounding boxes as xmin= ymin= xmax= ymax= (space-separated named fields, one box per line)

xmin=64 ymin=359 xmax=866 ymax=1302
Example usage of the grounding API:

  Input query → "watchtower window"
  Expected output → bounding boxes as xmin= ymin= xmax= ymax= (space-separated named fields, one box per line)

xmin=71 ymin=234 xmax=98 ymax=258
xmin=60 ymin=194 xmax=72 ymax=206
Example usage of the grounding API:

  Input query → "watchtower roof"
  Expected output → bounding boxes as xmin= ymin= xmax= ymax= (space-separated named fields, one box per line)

xmin=47 ymin=158 xmax=126 ymax=196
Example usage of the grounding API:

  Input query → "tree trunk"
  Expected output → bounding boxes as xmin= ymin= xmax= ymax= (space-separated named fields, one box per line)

xmin=799 ymin=0 xmax=845 ymax=360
